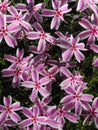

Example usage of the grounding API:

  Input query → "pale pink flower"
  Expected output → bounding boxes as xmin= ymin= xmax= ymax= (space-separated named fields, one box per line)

xmin=42 ymin=0 xmax=71 ymax=30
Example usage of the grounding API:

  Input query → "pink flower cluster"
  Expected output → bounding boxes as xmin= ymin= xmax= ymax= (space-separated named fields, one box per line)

xmin=0 ymin=0 xmax=98 ymax=129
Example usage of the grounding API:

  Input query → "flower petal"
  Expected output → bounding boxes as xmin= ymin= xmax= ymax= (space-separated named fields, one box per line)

xmin=62 ymin=49 xmax=73 ymax=62
xmin=4 ymin=55 xmax=16 ymax=62
xmin=20 ymin=119 xmax=32 ymax=128
xmin=33 ymin=22 xmax=43 ymax=32
xmin=4 ymin=33 xmax=17 ymax=48
xmin=22 ymin=107 xmax=32 ymax=118
xmin=27 ymin=31 xmax=40 ymax=40
xmin=21 ymin=81 xmax=34 ymax=88
xmin=64 ymin=112 xmax=79 ymax=123
xmin=32 ymin=106 xmax=39 ymax=116
xmin=10 ymin=111 xmax=20 ymax=123
xmin=2 ymin=69 xmax=15 ymax=77
xmin=76 ymin=0 xmax=84 ymax=12
xmin=52 ymin=0 xmax=59 ymax=10
xmin=79 ymin=30 xmax=91 ymax=40
xmin=42 ymin=9 xmax=55 ymax=17
xmin=3 ymin=96 xmax=12 ymax=107
xmin=11 ymin=102 xmax=21 ymax=111
xmin=60 ymin=95 xmax=74 ymax=104
xmin=39 ymin=87 xmax=50 ymax=97
xmin=92 ymin=97 xmax=98 ymax=110
xmin=79 ymin=18 xmax=93 ymax=30
xmin=80 ymin=94 xmax=94 ymax=102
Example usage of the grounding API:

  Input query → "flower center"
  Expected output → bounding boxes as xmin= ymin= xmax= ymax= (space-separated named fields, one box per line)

xmin=91 ymin=109 xmax=97 ymax=115
xmin=17 ymin=59 xmax=22 ymax=64
xmin=6 ymin=107 xmax=12 ymax=113
xmin=74 ymin=94 xmax=81 ymax=99
xmin=32 ymin=116 xmax=38 ymax=123
xmin=15 ymin=15 xmax=21 ymax=21
xmin=71 ymin=44 xmax=77 ymax=51
xmin=0 ymin=3 xmax=7 ymax=12
xmin=70 ymin=75 xmax=75 ymax=81
xmin=0 ymin=27 xmax=8 ymax=36
xmin=92 ymin=26 xmax=98 ymax=35
xmin=57 ymin=108 xmax=64 ymax=116
xmin=55 ymin=10 xmax=62 ymax=16
xmin=48 ymin=73 xmax=55 ymax=80
xmin=40 ymin=31 xmax=47 ymax=39
xmin=35 ymin=82 xmax=40 ymax=89
xmin=32 ymin=6 xmax=36 ymax=12
xmin=16 ymin=67 xmax=22 ymax=75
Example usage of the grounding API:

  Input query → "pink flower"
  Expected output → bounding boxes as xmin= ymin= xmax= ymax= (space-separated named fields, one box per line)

xmin=0 ymin=0 xmax=10 ymax=13
xmin=7 ymin=6 xmax=32 ymax=30
xmin=83 ymin=97 xmax=98 ymax=128
xmin=20 ymin=105 xmax=59 ymax=129
xmin=27 ymin=22 xmax=55 ymax=52
xmin=2 ymin=49 xmax=33 ymax=87
xmin=77 ymin=0 xmax=98 ymax=15
xmin=20 ymin=106 xmax=47 ymax=129
xmin=79 ymin=14 xmax=98 ymax=45
xmin=42 ymin=0 xmax=71 ymax=30
xmin=61 ymin=85 xmax=94 ymax=115
xmin=57 ymin=35 xmax=86 ymax=62
xmin=4 ymin=48 xmax=33 ymax=69
xmin=60 ymin=68 xmax=84 ymax=90
xmin=0 ymin=96 xmax=22 ymax=124
xmin=2 ymin=64 xmax=28 ymax=88
xmin=0 ymin=12 xmax=19 ymax=47
xmin=55 ymin=105 xmax=79 ymax=128
xmin=0 ymin=119 xmax=17 ymax=130
xmin=16 ymin=0 xmax=45 ymax=22
xmin=21 ymin=69 xmax=50 ymax=102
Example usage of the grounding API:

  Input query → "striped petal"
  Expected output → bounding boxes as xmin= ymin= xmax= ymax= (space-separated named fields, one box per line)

xmin=10 ymin=111 xmax=20 ymax=123
xmin=27 ymin=32 xmax=40 ymax=40
xmin=3 ymin=96 xmax=12 ymax=107
xmin=62 ymin=49 xmax=73 ymax=62
xmin=4 ymin=33 xmax=17 ymax=48
xmin=20 ymin=119 xmax=33 ymax=128
xmin=79 ymin=19 xmax=93 ymax=30
xmin=42 ymin=9 xmax=55 ymax=17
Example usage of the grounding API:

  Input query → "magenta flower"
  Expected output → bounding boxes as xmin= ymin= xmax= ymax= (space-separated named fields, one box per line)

xmin=55 ymin=105 xmax=79 ymax=129
xmin=42 ymin=0 xmax=71 ymax=30
xmin=45 ymin=105 xmax=79 ymax=129
xmin=57 ymin=35 xmax=86 ymax=62
xmin=16 ymin=0 xmax=45 ymax=22
xmin=20 ymin=106 xmax=48 ymax=129
xmin=0 ymin=119 xmax=17 ymax=130
xmin=60 ymin=68 xmax=84 ymax=90
xmin=38 ymin=66 xmax=59 ymax=93
xmin=0 ymin=96 xmax=22 ymax=124
xmin=61 ymin=85 xmax=94 ymax=115
xmin=0 ymin=12 xmax=19 ymax=47
xmin=77 ymin=0 xmax=98 ymax=15
xmin=79 ymin=14 xmax=98 ymax=45
xmin=4 ymin=48 xmax=33 ymax=69
xmin=2 ymin=64 xmax=28 ymax=88
xmin=83 ymin=97 xmax=98 ymax=128
xmin=27 ymin=22 xmax=55 ymax=51
xmin=41 ymin=66 xmax=59 ymax=83
xmin=0 ymin=0 xmax=10 ymax=13
xmin=7 ymin=6 xmax=32 ymax=30
xmin=21 ymin=69 xmax=50 ymax=102
xmin=2 ymin=48 xmax=33 ymax=87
